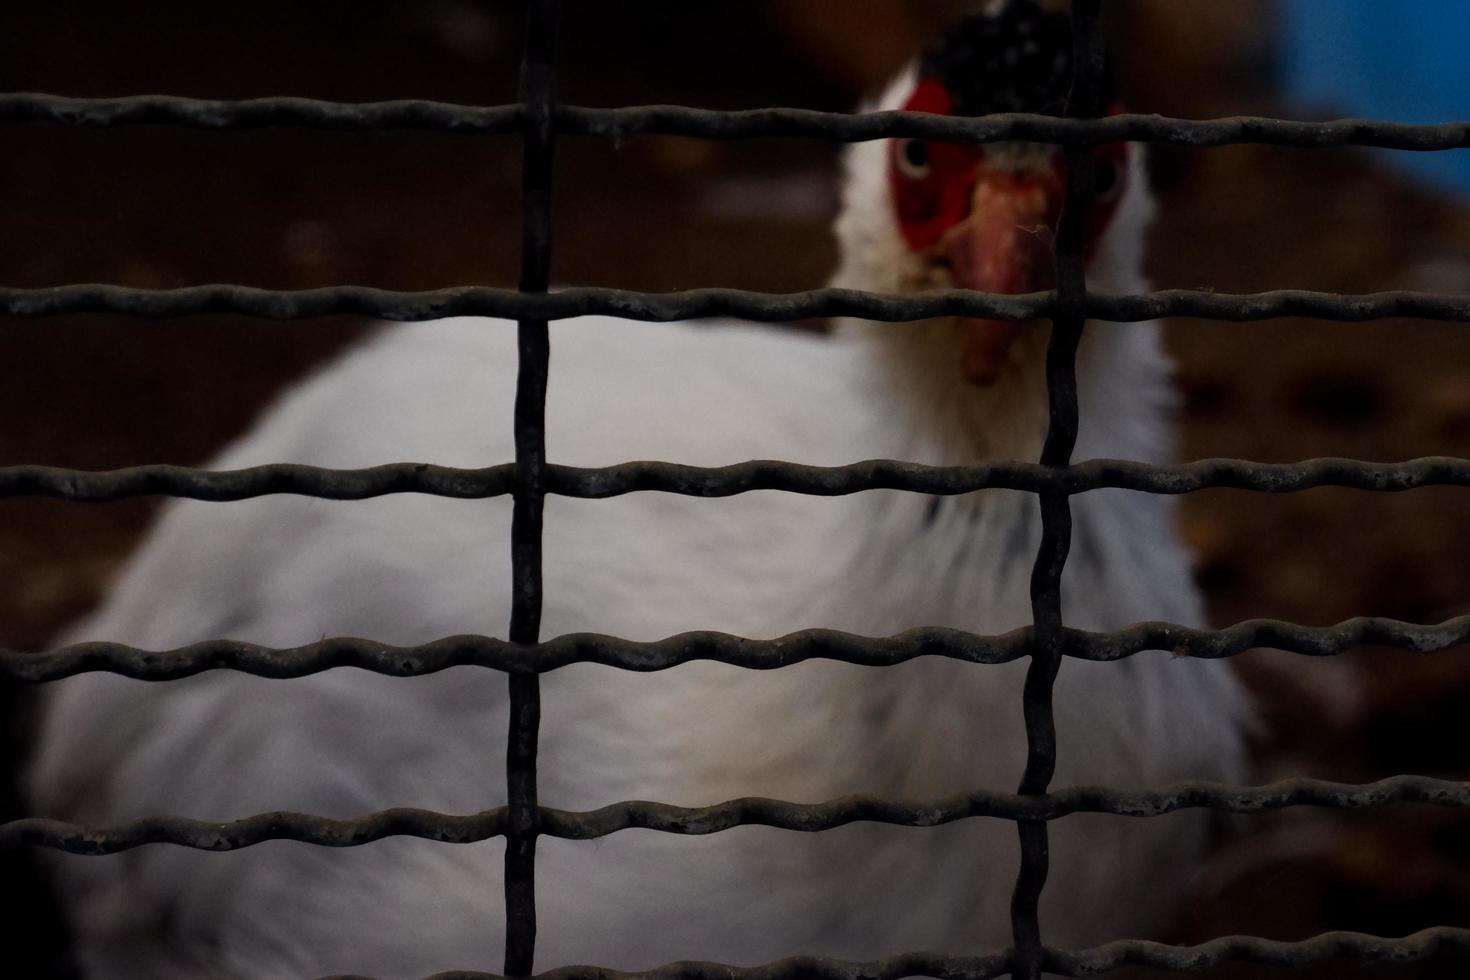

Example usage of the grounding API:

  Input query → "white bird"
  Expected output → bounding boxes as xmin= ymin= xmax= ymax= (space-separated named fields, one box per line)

xmin=28 ymin=3 xmax=1249 ymax=977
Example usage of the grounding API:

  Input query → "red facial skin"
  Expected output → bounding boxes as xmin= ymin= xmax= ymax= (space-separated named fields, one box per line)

xmin=888 ymin=77 xmax=1130 ymax=383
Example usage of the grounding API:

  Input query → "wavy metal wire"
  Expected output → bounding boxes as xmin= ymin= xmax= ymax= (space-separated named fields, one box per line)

xmin=310 ymin=926 xmax=1470 ymax=979
xmin=3 ymin=92 xmax=1470 ymax=151
xmin=4 ymin=2 xmax=1469 ymax=977
xmin=3 ymin=615 xmax=1470 ymax=683
xmin=7 ymin=456 xmax=1470 ymax=500
xmin=4 ymin=774 xmax=1466 ymax=853
xmin=4 ymin=283 xmax=1470 ymax=321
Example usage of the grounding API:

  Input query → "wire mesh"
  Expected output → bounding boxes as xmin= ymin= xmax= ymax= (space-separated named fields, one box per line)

xmin=3 ymin=1 xmax=1470 ymax=977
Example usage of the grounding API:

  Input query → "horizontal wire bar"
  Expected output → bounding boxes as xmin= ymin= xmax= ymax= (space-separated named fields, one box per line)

xmin=5 ymin=615 xmax=1468 ymax=683
xmin=0 ymin=93 xmax=522 ymax=132
xmin=323 ymin=951 xmax=1014 ymax=980
xmin=1088 ymin=615 xmax=1470 ymax=660
xmin=5 ymin=457 xmax=1470 ymax=503
xmin=1 ymin=808 xmax=508 ymax=853
xmin=1052 ymin=928 xmax=1470 ymax=975
xmin=550 ymin=456 xmax=1470 ymax=497
xmin=563 ymin=107 xmax=1470 ymax=151
xmin=314 ymin=927 xmax=1470 ymax=979
xmin=6 ymin=776 xmax=1469 ymax=854
xmin=0 ymin=630 xmax=1029 ymax=681
xmin=3 ymin=94 xmax=1469 ymax=150
xmin=0 ymin=462 xmax=511 ymax=500
xmin=5 ymin=285 xmax=1470 ymax=323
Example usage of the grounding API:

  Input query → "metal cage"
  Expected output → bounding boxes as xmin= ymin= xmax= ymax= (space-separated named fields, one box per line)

xmin=5 ymin=1 xmax=1470 ymax=977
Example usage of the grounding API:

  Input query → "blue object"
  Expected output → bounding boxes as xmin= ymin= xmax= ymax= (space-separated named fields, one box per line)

xmin=1280 ymin=0 xmax=1470 ymax=194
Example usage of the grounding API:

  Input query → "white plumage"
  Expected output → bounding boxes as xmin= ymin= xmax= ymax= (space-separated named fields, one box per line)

xmin=28 ymin=47 xmax=1249 ymax=980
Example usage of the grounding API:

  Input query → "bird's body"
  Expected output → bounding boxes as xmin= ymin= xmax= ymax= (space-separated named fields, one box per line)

xmin=27 ymin=5 xmax=1250 ymax=976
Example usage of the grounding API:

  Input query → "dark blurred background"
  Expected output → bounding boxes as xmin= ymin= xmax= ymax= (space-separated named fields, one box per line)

xmin=4 ymin=1 xmax=1470 ymax=976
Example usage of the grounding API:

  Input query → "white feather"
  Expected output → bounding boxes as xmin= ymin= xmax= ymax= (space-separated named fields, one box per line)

xmin=26 ymin=72 xmax=1249 ymax=979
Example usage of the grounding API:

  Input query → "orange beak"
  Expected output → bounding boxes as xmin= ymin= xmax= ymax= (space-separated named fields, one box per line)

xmin=934 ymin=169 xmax=1062 ymax=384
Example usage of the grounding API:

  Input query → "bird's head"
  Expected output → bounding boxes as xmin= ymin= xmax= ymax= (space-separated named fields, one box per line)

xmin=833 ymin=0 xmax=1147 ymax=387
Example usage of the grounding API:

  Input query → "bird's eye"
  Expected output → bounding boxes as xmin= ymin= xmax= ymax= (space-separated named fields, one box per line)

xmin=1092 ymin=159 xmax=1123 ymax=202
xmin=895 ymin=139 xmax=932 ymax=181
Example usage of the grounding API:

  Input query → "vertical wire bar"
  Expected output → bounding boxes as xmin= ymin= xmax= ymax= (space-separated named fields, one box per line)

xmin=1008 ymin=1 xmax=1106 ymax=978
xmin=505 ymin=0 xmax=560 ymax=974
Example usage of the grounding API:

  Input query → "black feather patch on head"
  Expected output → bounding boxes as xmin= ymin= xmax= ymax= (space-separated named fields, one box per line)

xmin=919 ymin=0 xmax=1111 ymax=117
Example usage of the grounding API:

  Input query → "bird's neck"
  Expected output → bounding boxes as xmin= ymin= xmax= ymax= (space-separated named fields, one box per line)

xmin=843 ymin=309 xmax=1177 ymax=470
